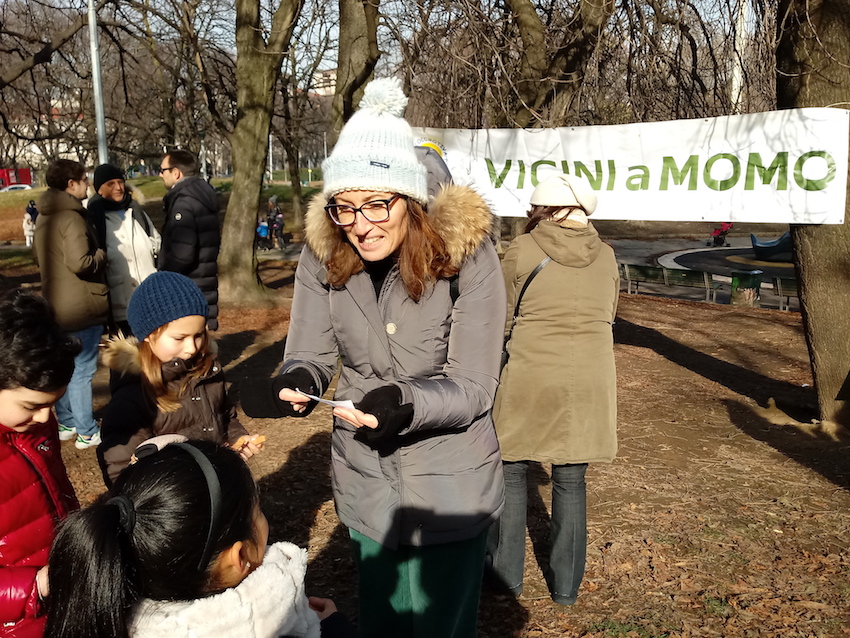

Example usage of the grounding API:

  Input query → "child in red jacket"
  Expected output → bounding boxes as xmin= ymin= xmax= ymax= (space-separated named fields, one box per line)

xmin=0 ymin=289 xmax=81 ymax=637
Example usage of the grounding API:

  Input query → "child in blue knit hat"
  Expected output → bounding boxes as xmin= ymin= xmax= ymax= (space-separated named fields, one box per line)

xmin=96 ymin=271 xmax=263 ymax=486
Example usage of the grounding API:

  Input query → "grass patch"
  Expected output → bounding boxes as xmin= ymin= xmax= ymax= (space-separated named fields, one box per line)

xmin=0 ymin=188 xmax=43 ymax=219
xmin=0 ymin=249 xmax=36 ymax=271
xmin=128 ymin=177 xmax=168 ymax=200
xmin=271 ymin=168 xmax=323 ymax=182
xmin=262 ymin=184 xmax=321 ymax=203
xmin=588 ymin=619 xmax=671 ymax=638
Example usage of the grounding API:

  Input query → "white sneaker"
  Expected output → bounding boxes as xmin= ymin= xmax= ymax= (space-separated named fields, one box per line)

xmin=75 ymin=431 xmax=102 ymax=450
xmin=58 ymin=424 xmax=77 ymax=441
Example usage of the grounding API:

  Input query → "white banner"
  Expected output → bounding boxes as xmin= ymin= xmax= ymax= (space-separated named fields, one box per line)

xmin=413 ymin=108 xmax=849 ymax=223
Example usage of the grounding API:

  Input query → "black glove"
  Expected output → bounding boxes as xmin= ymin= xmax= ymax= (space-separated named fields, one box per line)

xmin=353 ymin=385 xmax=414 ymax=451
xmin=240 ymin=368 xmax=319 ymax=418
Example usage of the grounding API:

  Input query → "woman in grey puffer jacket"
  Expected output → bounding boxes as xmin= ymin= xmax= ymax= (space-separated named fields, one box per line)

xmin=246 ymin=78 xmax=506 ymax=638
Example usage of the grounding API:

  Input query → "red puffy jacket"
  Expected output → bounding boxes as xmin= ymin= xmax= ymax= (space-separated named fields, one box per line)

xmin=0 ymin=414 xmax=79 ymax=638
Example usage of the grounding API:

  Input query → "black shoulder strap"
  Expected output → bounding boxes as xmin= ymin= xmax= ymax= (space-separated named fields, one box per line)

xmin=131 ymin=202 xmax=154 ymax=237
xmin=449 ymin=274 xmax=460 ymax=304
xmin=505 ymin=256 xmax=551 ymax=343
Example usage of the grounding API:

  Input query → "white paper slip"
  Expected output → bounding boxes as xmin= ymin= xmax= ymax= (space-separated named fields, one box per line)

xmin=296 ymin=389 xmax=355 ymax=410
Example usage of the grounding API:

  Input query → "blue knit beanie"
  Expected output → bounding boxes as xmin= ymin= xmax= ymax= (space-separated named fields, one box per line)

xmin=127 ymin=272 xmax=208 ymax=341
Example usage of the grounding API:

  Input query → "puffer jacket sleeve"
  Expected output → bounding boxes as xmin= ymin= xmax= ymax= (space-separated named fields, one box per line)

xmin=279 ymin=247 xmax=339 ymax=392
xmin=0 ymin=566 xmax=39 ymax=626
xmin=397 ymin=241 xmax=507 ymax=434
xmin=159 ymin=204 xmax=198 ymax=274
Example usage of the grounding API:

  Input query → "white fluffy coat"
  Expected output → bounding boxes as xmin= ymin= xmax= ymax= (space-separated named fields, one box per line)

xmin=128 ymin=542 xmax=321 ymax=638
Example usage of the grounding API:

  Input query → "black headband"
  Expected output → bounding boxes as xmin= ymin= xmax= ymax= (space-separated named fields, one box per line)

xmin=172 ymin=443 xmax=223 ymax=571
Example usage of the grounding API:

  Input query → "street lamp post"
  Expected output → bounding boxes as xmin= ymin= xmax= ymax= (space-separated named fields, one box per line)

xmin=87 ymin=0 xmax=108 ymax=164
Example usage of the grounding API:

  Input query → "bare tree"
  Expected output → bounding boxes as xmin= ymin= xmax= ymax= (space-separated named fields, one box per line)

xmin=332 ymin=0 xmax=381 ymax=131
xmin=392 ymin=0 xmax=776 ymax=129
xmin=274 ymin=0 xmax=336 ymax=226
xmin=217 ymin=0 xmax=305 ymax=302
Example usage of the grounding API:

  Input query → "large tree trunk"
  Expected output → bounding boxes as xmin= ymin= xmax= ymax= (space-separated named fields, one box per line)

xmin=499 ymin=0 xmax=615 ymax=128
xmin=776 ymin=0 xmax=850 ymax=428
xmin=218 ymin=0 xmax=303 ymax=303
xmin=331 ymin=0 xmax=380 ymax=131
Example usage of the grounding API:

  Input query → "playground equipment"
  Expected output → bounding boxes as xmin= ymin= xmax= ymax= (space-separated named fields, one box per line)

xmin=750 ymin=231 xmax=793 ymax=262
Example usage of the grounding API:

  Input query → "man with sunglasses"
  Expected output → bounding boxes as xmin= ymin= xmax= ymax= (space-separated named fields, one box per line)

xmin=158 ymin=150 xmax=221 ymax=330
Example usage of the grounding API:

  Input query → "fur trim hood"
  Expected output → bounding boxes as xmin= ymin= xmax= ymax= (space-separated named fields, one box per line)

xmin=304 ymin=183 xmax=494 ymax=268
xmin=102 ymin=336 xmax=218 ymax=377
xmin=103 ymin=337 xmax=143 ymax=375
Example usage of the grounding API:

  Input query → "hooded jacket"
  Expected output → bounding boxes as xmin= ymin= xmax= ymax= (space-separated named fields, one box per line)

xmin=494 ymin=221 xmax=619 ymax=464
xmin=281 ymin=184 xmax=506 ymax=549
xmin=97 ymin=338 xmax=246 ymax=486
xmin=0 ymin=415 xmax=79 ymax=638
xmin=33 ymin=188 xmax=108 ymax=331
xmin=159 ymin=177 xmax=220 ymax=327
xmin=128 ymin=542 xmax=321 ymax=638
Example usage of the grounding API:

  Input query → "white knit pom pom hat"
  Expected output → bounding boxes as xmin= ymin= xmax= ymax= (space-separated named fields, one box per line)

xmin=322 ymin=77 xmax=428 ymax=205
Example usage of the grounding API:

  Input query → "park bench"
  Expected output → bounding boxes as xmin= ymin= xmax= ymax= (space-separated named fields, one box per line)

xmin=621 ymin=263 xmax=720 ymax=303
xmin=772 ymin=276 xmax=799 ymax=311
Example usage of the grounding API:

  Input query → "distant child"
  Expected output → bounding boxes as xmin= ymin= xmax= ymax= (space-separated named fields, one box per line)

xmin=46 ymin=439 xmax=355 ymax=638
xmin=97 ymin=271 xmax=263 ymax=486
xmin=257 ymin=218 xmax=272 ymax=251
xmin=22 ymin=209 xmax=35 ymax=248
xmin=0 ymin=289 xmax=80 ymax=637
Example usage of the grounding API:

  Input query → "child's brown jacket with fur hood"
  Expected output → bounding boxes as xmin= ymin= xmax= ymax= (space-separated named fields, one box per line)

xmin=96 ymin=338 xmax=246 ymax=486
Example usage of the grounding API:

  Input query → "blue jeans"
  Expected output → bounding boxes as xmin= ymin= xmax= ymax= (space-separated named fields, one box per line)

xmin=54 ymin=324 xmax=102 ymax=437
xmin=487 ymin=461 xmax=587 ymax=604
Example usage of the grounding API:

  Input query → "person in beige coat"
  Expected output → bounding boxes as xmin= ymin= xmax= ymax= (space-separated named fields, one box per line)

xmin=487 ymin=174 xmax=619 ymax=605
xmin=34 ymin=159 xmax=108 ymax=449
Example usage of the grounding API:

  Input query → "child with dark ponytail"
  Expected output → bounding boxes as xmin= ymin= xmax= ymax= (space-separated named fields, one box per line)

xmin=45 ymin=439 xmax=354 ymax=638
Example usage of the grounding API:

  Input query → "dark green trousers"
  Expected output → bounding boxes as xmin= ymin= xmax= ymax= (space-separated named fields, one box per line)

xmin=349 ymin=528 xmax=488 ymax=638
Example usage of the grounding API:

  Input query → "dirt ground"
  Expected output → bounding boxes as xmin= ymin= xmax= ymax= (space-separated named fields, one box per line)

xmin=9 ymin=256 xmax=850 ymax=637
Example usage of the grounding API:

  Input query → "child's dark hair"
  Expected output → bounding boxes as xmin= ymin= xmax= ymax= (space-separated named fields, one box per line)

xmin=45 ymin=441 xmax=259 ymax=638
xmin=0 ymin=289 xmax=81 ymax=392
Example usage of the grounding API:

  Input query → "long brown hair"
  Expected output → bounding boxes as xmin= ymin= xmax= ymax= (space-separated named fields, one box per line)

xmin=138 ymin=325 xmax=215 ymax=412
xmin=325 ymin=197 xmax=458 ymax=302
xmin=525 ymin=205 xmax=566 ymax=233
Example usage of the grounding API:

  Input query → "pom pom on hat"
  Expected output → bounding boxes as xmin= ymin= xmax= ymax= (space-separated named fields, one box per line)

xmin=322 ymin=77 xmax=428 ymax=204
xmin=127 ymin=272 xmax=208 ymax=341
xmin=529 ymin=174 xmax=598 ymax=215
xmin=359 ymin=78 xmax=409 ymax=116
xmin=93 ymin=164 xmax=125 ymax=193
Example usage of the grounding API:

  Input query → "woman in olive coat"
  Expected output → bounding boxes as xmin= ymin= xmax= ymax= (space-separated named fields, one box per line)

xmin=488 ymin=174 xmax=619 ymax=605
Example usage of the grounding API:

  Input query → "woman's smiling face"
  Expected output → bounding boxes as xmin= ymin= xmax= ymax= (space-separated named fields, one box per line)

xmin=335 ymin=190 xmax=408 ymax=262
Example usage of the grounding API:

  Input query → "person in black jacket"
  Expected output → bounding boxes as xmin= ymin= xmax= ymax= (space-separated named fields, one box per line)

xmin=158 ymin=150 xmax=220 ymax=330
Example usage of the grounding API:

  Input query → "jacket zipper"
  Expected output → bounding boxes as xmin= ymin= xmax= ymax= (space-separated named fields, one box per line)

xmin=376 ymin=268 xmax=405 ymax=514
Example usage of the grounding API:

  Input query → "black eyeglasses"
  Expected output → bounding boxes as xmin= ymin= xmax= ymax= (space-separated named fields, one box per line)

xmin=159 ymin=166 xmax=176 ymax=174
xmin=325 ymin=194 xmax=405 ymax=227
